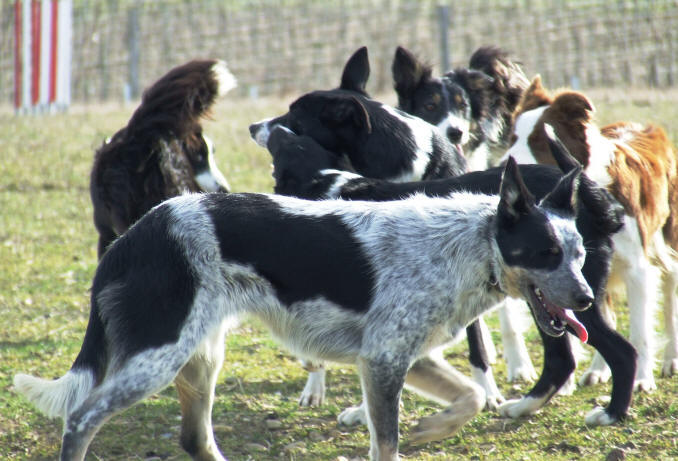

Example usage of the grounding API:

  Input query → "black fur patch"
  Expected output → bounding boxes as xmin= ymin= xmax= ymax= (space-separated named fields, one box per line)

xmin=90 ymin=204 xmax=197 ymax=361
xmin=203 ymin=194 xmax=375 ymax=312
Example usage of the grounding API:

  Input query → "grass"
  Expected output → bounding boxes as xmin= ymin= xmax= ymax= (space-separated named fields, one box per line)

xmin=1 ymin=89 xmax=678 ymax=460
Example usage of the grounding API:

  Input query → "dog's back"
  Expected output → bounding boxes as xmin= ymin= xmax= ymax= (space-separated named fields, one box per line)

xmin=90 ymin=60 xmax=235 ymax=257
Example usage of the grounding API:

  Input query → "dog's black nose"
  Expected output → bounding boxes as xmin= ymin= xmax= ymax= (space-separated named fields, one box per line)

xmin=575 ymin=294 xmax=594 ymax=309
xmin=446 ymin=126 xmax=463 ymax=143
xmin=248 ymin=123 xmax=259 ymax=137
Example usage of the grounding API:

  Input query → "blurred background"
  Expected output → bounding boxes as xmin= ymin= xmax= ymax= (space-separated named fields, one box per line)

xmin=2 ymin=0 xmax=678 ymax=108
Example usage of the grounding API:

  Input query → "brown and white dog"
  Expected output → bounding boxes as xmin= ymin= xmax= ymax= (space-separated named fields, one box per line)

xmin=503 ymin=75 xmax=678 ymax=393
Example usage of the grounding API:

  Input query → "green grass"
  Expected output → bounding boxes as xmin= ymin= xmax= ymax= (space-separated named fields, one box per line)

xmin=1 ymin=91 xmax=678 ymax=460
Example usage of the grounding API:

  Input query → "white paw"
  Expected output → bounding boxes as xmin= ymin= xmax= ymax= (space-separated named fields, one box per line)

xmin=485 ymin=393 xmax=505 ymax=411
xmin=470 ymin=366 xmax=504 ymax=410
xmin=299 ymin=370 xmax=325 ymax=407
xmin=506 ymin=363 xmax=537 ymax=383
xmin=498 ymin=396 xmax=542 ymax=419
xmin=661 ymin=357 xmax=678 ymax=377
xmin=557 ymin=374 xmax=576 ymax=396
xmin=633 ymin=377 xmax=657 ymax=392
xmin=579 ymin=369 xmax=611 ymax=386
xmin=585 ymin=407 xmax=617 ymax=426
xmin=338 ymin=403 xmax=367 ymax=426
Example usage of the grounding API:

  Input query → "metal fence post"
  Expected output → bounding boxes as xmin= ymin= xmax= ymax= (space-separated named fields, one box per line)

xmin=126 ymin=2 xmax=140 ymax=101
xmin=437 ymin=3 xmax=450 ymax=71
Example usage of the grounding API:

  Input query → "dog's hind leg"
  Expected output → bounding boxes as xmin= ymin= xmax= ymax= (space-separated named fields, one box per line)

xmin=405 ymin=355 xmax=485 ymax=444
xmin=60 ymin=346 xmax=194 ymax=461
xmin=175 ymin=321 xmax=230 ymax=461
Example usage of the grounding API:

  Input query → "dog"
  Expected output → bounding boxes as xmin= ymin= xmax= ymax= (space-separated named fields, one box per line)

xmin=392 ymin=45 xmax=538 ymax=385
xmin=14 ymin=157 xmax=594 ymax=460
xmin=249 ymin=46 xmax=528 ymax=410
xmin=249 ymin=46 xmax=468 ymax=182
xmin=90 ymin=59 xmax=235 ymax=258
xmin=250 ymin=46 xmax=501 ymax=409
xmin=503 ymin=75 xmax=678 ymax=391
xmin=266 ymin=124 xmax=635 ymax=427
xmin=392 ymin=45 xmax=529 ymax=170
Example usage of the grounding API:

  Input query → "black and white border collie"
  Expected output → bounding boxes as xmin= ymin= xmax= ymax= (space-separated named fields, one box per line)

xmin=266 ymin=125 xmax=635 ymax=428
xmin=90 ymin=59 xmax=235 ymax=257
xmin=392 ymin=45 xmax=529 ymax=170
xmin=249 ymin=46 xmax=468 ymax=182
xmin=15 ymin=158 xmax=594 ymax=460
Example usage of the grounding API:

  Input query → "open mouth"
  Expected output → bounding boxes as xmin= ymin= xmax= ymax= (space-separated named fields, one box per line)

xmin=527 ymin=285 xmax=588 ymax=343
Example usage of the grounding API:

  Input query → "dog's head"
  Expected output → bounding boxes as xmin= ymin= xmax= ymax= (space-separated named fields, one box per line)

xmin=267 ymin=125 xmax=355 ymax=198
xmin=251 ymin=46 xmax=466 ymax=182
xmin=502 ymin=75 xmax=597 ymax=170
xmin=496 ymin=157 xmax=593 ymax=342
xmin=249 ymin=46 xmax=370 ymax=148
xmin=392 ymin=46 xmax=494 ymax=146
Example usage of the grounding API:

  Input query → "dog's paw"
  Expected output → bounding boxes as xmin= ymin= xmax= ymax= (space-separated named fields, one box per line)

xmin=579 ymin=369 xmax=611 ymax=386
xmin=585 ymin=407 xmax=618 ymax=426
xmin=633 ymin=377 xmax=657 ymax=392
xmin=337 ymin=403 xmax=367 ymax=426
xmin=498 ymin=396 xmax=542 ymax=419
xmin=557 ymin=374 xmax=576 ymax=396
xmin=299 ymin=370 xmax=326 ymax=407
xmin=661 ymin=357 xmax=678 ymax=377
xmin=409 ymin=412 xmax=462 ymax=445
xmin=506 ymin=363 xmax=537 ymax=383
xmin=485 ymin=393 xmax=506 ymax=411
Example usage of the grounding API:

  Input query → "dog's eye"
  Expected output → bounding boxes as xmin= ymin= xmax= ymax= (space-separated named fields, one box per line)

xmin=549 ymin=247 xmax=561 ymax=256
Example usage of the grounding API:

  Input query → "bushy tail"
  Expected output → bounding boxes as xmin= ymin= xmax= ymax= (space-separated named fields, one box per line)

xmin=14 ymin=298 xmax=107 ymax=421
xmin=126 ymin=59 xmax=237 ymax=140
xmin=13 ymin=370 xmax=95 ymax=421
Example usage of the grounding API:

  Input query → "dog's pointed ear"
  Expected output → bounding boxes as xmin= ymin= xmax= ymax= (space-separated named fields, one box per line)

xmin=340 ymin=47 xmax=370 ymax=93
xmin=544 ymin=124 xmax=582 ymax=174
xmin=320 ymin=96 xmax=372 ymax=134
xmin=498 ymin=157 xmax=536 ymax=226
xmin=540 ymin=165 xmax=582 ymax=216
xmin=392 ymin=46 xmax=432 ymax=95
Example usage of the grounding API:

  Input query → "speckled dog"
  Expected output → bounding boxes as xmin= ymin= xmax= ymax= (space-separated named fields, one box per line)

xmin=14 ymin=158 xmax=592 ymax=461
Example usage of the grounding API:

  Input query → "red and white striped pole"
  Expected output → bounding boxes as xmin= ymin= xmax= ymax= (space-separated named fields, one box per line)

xmin=14 ymin=0 xmax=71 ymax=114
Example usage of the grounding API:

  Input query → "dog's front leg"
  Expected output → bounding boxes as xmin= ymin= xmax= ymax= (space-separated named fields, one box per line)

xmin=357 ymin=356 xmax=406 ymax=461
xmin=405 ymin=355 xmax=485 ymax=444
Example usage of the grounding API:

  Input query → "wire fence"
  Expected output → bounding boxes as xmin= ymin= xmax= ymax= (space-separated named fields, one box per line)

xmin=1 ymin=0 xmax=677 ymax=105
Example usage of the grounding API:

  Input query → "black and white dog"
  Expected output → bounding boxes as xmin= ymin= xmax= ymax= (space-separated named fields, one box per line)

xmin=266 ymin=125 xmax=635 ymax=428
xmin=249 ymin=47 xmax=516 ymax=408
xmin=392 ymin=45 xmax=529 ymax=170
xmin=249 ymin=46 xmax=468 ymax=182
xmin=90 ymin=59 xmax=234 ymax=258
xmin=15 ymin=158 xmax=594 ymax=460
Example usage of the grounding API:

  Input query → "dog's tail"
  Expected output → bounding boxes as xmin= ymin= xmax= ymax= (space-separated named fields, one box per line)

xmin=14 ymin=300 xmax=107 ymax=421
xmin=126 ymin=59 xmax=237 ymax=140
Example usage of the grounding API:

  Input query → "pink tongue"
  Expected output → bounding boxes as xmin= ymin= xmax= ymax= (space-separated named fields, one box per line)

xmin=558 ymin=308 xmax=588 ymax=343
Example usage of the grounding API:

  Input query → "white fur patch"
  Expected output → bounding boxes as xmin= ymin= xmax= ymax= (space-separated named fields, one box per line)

xmin=381 ymin=105 xmax=433 ymax=182
xmin=319 ymin=169 xmax=363 ymax=198
xmin=212 ymin=61 xmax=237 ymax=97
xmin=502 ymin=106 xmax=547 ymax=164
xmin=195 ymin=136 xmax=230 ymax=192
xmin=251 ymin=117 xmax=274 ymax=147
